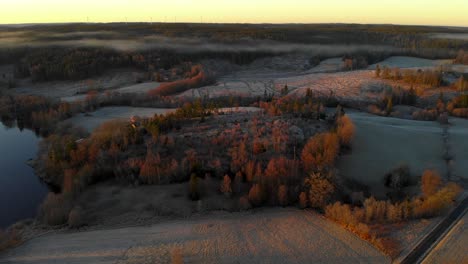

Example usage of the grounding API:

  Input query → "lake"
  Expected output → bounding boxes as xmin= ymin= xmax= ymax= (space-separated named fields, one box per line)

xmin=0 ymin=122 xmax=48 ymax=228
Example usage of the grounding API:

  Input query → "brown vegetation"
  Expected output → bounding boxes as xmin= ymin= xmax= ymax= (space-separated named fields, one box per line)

xmin=149 ymin=65 xmax=214 ymax=96
xmin=301 ymin=132 xmax=339 ymax=173
xmin=336 ymin=115 xmax=355 ymax=147
xmin=0 ymin=229 xmax=21 ymax=252
xmin=421 ymin=170 xmax=442 ymax=197
xmin=39 ymin=193 xmax=73 ymax=226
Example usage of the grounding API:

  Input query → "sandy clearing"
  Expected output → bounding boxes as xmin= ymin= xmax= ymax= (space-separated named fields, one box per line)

xmin=0 ymin=209 xmax=389 ymax=264
xmin=368 ymin=56 xmax=450 ymax=69
xmin=337 ymin=111 xmax=446 ymax=197
xmin=422 ymin=209 xmax=468 ymax=264
xmin=64 ymin=107 xmax=176 ymax=132
xmin=448 ymin=117 xmax=468 ymax=180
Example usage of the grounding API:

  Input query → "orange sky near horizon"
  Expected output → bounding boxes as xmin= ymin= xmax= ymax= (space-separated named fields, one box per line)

xmin=1 ymin=0 xmax=467 ymax=27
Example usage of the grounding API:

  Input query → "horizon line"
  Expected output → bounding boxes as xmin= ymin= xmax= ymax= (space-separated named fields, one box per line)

xmin=1 ymin=21 xmax=467 ymax=29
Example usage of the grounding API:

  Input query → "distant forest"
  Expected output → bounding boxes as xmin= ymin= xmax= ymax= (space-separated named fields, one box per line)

xmin=1 ymin=23 xmax=467 ymax=82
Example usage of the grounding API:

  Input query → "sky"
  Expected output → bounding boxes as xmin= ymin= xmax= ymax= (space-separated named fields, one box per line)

xmin=1 ymin=0 xmax=467 ymax=27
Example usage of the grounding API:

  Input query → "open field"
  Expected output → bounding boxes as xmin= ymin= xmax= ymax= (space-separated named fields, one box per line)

xmin=448 ymin=118 xmax=468 ymax=181
xmin=6 ymin=68 xmax=145 ymax=100
xmin=337 ymin=111 xmax=446 ymax=197
xmin=61 ymin=82 xmax=161 ymax=102
xmin=367 ymin=56 xmax=450 ymax=69
xmin=0 ymin=208 xmax=389 ymax=264
xmin=64 ymin=107 xmax=176 ymax=132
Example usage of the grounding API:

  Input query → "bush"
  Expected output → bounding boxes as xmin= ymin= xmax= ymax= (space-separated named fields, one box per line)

xmin=248 ymin=184 xmax=264 ymax=207
xmin=239 ymin=196 xmax=252 ymax=211
xmin=220 ymin=175 xmax=232 ymax=197
xmin=171 ymin=247 xmax=184 ymax=264
xmin=451 ymin=108 xmax=468 ymax=118
xmin=189 ymin=174 xmax=201 ymax=201
xmin=0 ymin=229 xmax=21 ymax=252
xmin=278 ymin=185 xmax=289 ymax=207
xmin=305 ymin=173 xmax=335 ymax=209
xmin=39 ymin=193 xmax=72 ymax=226
xmin=413 ymin=182 xmax=462 ymax=218
xmin=68 ymin=206 xmax=85 ymax=228
xmin=421 ymin=170 xmax=442 ymax=197
xmin=299 ymin=192 xmax=308 ymax=209
xmin=336 ymin=115 xmax=355 ymax=148
xmin=384 ymin=164 xmax=410 ymax=191
xmin=412 ymin=109 xmax=438 ymax=121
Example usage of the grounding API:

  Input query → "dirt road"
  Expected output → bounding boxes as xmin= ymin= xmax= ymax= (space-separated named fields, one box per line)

xmin=0 ymin=209 xmax=389 ymax=264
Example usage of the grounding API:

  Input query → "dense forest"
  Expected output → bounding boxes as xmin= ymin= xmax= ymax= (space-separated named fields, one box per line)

xmin=1 ymin=23 xmax=467 ymax=82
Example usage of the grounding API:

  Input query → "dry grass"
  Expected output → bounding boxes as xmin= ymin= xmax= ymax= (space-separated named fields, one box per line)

xmin=0 ymin=229 xmax=21 ymax=253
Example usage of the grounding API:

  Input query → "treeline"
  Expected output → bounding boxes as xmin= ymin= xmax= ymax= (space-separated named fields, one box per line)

xmin=454 ymin=50 xmax=468 ymax=65
xmin=11 ymin=46 xmax=277 ymax=82
xmin=0 ymin=94 xmax=83 ymax=135
xmin=7 ymin=23 xmax=467 ymax=51
xmin=325 ymin=170 xmax=462 ymax=255
xmin=376 ymin=65 xmax=443 ymax=87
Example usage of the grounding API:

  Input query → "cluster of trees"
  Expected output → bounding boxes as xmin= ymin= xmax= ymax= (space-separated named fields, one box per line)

xmin=454 ymin=50 xmax=468 ymax=65
xmin=259 ymin=96 xmax=324 ymax=118
xmin=325 ymin=170 xmax=462 ymax=254
xmin=15 ymin=48 xmax=131 ymax=81
xmin=0 ymin=94 xmax=83 ymax=135
xmin=148 ymin=65 xmax=215 ymax=96
xmin=376 ymin=65 xmax=443 ymax=87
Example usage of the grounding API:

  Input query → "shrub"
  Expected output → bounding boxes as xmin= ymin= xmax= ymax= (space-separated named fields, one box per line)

xmin=421 ymin=170 xmax=442 ymax=197
xmin=248 ymin=184 xmax=264 ymax=207
xmin=220 ymin=175 xmax=232 ymax=197
xmin=299 ymin=192 xmax=308 ymax=209
xmin=234 ymin=172 xmax=243 ymax=194
xmin=336 ymin=115 xmax=355 ymax=148
xmin=239 ymin=196 xmax=252 ymax=211
xmin=189 ymin=174 xmax=201 ymax=201
xmin=68 ymin=206 xmax=85 ymax=228
xmin=384 ymin=164 xmax=410 ymax=191
xmin=451 ymin=108 xmax=468 ymax=118
xmin=0 ymin=229 xmax=21 ymax=252
xmin=305 ymin=173 xmax=335 ymax=209
xmin=39 ymin=193 xmax=72 ymax=226
xmin=412 ymin=109 xmax=437 ymax=121
xmin=171 ymin=247 xmax=184 ymax=264
xmin=278 ymin=185 xmax=289 ymax=207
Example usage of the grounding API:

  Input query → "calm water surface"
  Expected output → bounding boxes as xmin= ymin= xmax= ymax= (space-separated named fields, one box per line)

xmin=0 ymin=122 xmax=48 ymax=228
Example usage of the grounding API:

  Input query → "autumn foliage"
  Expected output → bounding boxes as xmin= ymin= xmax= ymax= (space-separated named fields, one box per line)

xmin=301 ymin=132 xmax=339 ymax=173
xmin=336 ymin=115 xmax=355 ymax=148
xmin=149 ymin=65 xmax=214 ymax=96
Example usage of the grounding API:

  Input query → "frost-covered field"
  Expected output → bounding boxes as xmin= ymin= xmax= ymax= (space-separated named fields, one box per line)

xmin=448 ymin=118 xmax=468 ymax=180
xmin=1 ymin=209 xmax=389 ymax=264
xmin=337 ymin=111 xmax=446 ymax=197
xmin=65 ymin=107 xmax=176 ymax=132
xmin=368 ymin=56 xmax=450 ymax=69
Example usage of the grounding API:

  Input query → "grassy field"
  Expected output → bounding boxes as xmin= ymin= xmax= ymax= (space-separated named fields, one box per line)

xmin=0 ymin=209 xmax=390 ymax=264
